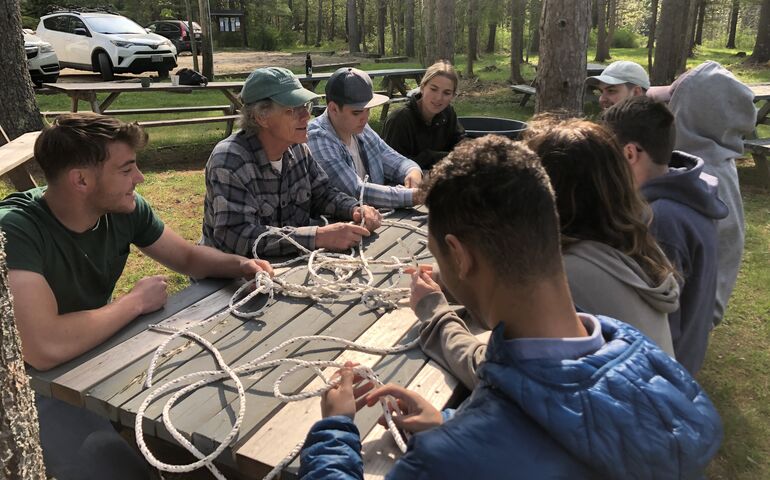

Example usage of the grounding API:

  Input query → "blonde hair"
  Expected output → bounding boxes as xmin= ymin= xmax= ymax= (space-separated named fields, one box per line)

xmin=420 ymin=60 xmax=459 ymax=94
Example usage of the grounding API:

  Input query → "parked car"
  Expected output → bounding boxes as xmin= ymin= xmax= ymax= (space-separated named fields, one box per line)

xmin=23 ymin=29 xmax=60 ymax=86
xmin=36 ymin=10 xmax=177 ymax=81
xmin=145 ymin=20 xmax=202 ymax=53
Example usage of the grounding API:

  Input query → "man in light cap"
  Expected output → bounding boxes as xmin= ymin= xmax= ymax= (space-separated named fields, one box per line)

xmin=586 ymin=60 xmax=650 ymax=110
xmin=307 ymin=67 xmax=423 ymax=209
xmin=202 ymin=66 xmax=381 ymax=258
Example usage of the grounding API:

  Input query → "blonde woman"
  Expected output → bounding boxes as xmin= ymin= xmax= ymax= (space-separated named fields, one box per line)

xmin=383 ymin=60 xmax=465 ymax=169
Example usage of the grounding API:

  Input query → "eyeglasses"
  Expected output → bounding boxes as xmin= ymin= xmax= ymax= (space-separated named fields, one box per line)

xmin=285 ymin=102 xmax=313 ymax=118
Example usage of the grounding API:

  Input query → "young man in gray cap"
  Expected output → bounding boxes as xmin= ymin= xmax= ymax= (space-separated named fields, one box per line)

xmin=202 ymin=67 xmax=381 ymax=258
xmin=586 ymin=60 xmax=650 ymax=110
xmin=307 ymin=67 xmax=423 ymax=209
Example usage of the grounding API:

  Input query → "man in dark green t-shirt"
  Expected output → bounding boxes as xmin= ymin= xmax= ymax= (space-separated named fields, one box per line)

xmin=0 ymin=113 xmax=273 ymax=479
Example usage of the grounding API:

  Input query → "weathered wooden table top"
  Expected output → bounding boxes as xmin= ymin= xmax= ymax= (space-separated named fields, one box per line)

xmin=28 ymin=208 xmax=460 ymax=479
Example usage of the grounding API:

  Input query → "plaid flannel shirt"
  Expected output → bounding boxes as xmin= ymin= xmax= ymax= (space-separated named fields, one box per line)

xmin=202 ymin=130 xmax=359 ymax=257
xmin=307 ymin=111 xmax=421 ymax=208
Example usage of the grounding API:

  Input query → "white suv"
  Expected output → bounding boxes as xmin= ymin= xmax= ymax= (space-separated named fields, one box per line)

xmin=23 ymin=30 xmax=60 ymax=86
xmin=36 ymin=10 xmax=177 ymax=81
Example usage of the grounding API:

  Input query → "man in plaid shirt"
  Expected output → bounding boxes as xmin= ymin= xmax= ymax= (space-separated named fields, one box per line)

xmin=202 ymin=67 xmax=381 ymax=258
xmin=307 ymin=68 xmax=423 ymax=209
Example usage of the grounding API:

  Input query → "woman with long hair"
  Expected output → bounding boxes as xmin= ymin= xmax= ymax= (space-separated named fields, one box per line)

xmin=382 ymin=60 xmax=465 ymax=170
xmin=526 ymin=117 xmax=679 ymax=356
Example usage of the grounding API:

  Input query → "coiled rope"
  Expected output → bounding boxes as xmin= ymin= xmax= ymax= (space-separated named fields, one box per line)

xmin=136 ymin=183 xmax=429 ymax=479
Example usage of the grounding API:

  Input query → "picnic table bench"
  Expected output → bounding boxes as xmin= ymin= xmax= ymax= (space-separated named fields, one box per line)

xmin=511 ymin=63 xmax=606 ymax=107
xmin=744 ymin=138 xmax=770 ymax=187
xmin=0 ymin=131 xmax=40 ymax=191
xmin=26 ymin=208 xmax=466 ymax=479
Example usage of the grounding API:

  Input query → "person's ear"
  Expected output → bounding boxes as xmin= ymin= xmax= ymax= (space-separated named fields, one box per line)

xmin=67 ymin=168 xmax=90 ymax=192
xmin=632 ymin=85 xmax=644 ymax=97
xmin=255 ymin=109 xmax=271 ymax=129
xmin=444 ymin=234 xmax=474 ymax=280
xmin=623 ymin=143 xmax=640 ymax=165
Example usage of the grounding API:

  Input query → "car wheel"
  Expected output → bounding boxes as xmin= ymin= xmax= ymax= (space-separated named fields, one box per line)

xmin=98 ymin=52 xmax=114 ymax=81
xmin=157 ymin=66 xmax=170 ymax=79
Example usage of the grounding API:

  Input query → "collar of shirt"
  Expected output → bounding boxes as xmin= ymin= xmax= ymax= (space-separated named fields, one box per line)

xmin=504 ymin=313 xmax=606 ymax=362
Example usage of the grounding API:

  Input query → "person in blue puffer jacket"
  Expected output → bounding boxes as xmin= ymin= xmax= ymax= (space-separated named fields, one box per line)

xmin=299 ymin=135 xmax=722 ymax=480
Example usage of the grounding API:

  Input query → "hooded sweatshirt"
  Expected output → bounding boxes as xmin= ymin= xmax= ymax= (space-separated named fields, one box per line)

xmin=667 ymin=60 xmax=757 ymax=326
xmin=299 ymin=316 xmax=723 ymax=480
xmin=642 ymin=151 xmax=728 ymax=374
xmin=563 ymin=240 xmax=679 ymax=356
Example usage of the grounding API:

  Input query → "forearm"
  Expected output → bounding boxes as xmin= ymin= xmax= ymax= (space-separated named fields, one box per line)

xmin=212 ymin=221 xmax=316 ymax=258
xmin=21 ymin=294 xmax=143 ymax=371
xmin=415 ymin=292 xmax=486 ymax=390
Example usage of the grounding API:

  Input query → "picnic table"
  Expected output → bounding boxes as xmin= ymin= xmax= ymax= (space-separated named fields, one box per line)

xmin=750 ymin=83 xmax=770 ymax=128
xmin=512 ymin=63 xmax=607 ymax=107
xmin=0 ymin=131 xmax=40 ymax=191
xmin=42 ymin=68 xmax=425 ymax=126
xmin=26 ymin=208 xmax=464 ymax=479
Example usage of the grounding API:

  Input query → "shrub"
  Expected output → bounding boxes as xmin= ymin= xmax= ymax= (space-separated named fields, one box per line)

xmin=611 ymin=28 xmax=638 ymax=48
xmin=21 ymin=15 xmax=39 ymax=30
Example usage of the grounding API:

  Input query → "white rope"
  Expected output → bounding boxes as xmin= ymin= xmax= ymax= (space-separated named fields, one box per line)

xmin=135 ymin=200 xmax=429 ymax=479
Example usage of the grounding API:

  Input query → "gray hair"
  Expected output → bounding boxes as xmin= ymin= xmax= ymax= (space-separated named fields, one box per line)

xmin=239 ymin=99 xmax=278 ymax=133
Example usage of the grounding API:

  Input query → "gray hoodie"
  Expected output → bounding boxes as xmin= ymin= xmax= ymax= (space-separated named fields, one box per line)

xmin=563 ymin=240 xmax=679 ymax=356
xmin=667 ymin=61 xmax=757 ymax=326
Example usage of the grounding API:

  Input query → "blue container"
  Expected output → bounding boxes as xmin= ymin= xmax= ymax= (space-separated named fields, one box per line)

xmin=458 ymin=116 xmax=528 ymax=140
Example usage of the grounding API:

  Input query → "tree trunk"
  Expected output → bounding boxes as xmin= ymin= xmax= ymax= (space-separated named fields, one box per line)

xmin=647 ymin=0 xmax=659 ymax=71
xmin=405 ymin=0 xmax=415 ymax=56
xmin=748 ymin=0 xmax=770 ymax=63
xmin=726 ymin=0 xmax=739 ymax=49
xmin=316 ymin=0 xmax=323 ymax=46
xmin=360 ymin=0 xmax=367 ymax=52
xmin=435 ymin=0 xmax=455 ymax=62
xmin=423 ymin=0 xmax=436 ymax=64
xmin=0 ymin=0 xmax=43 ymax=140
xmin=347 ymin=0 xmax=360 ymax=52
xmin=0 ymin=230 xmax=47 ymax=479
xmin=694 ymin=0 xmax=705 ymax=45
xmin=0 ymin=9 xmax=47 ymax=475
xmin=198 ymin=0 xmax=214 ymax=79
xmin=684 ymin=0 xmax=699 ymax=57
xmin=607 ymin=0 xmax=616 ymax=50
xmin=595 ymin=0 xmax=609 ymax=62
xmin=378 ymin=0 xmax=386 ymax=55
xmin=390 ymin=0 xmax=399 ymax=55
xmin=535 ymin=0 xmax=591 ymax=114
xmin=330 ymin=0 xmax=336 ymax=40
xmin=651 ymin=0 xmax=690 ymax=85
xmin=467 ymin=0 xmax=479 ymax=77
xmin=240 ymin=0 xmax=248 ymax=47
xmin=510 ymin=0 xmax=525 ymax=83
xmin=485 ymin=23 xmax=497 ymax=53
xmin=304 ymin=0 xmax=310 ymax=44
xmin=529 ymin=0 xmax=542 ymax=54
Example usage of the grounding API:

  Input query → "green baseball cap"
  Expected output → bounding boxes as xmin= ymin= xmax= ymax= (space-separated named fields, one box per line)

xmin=241 ymin=67 xmax=319 ymax=106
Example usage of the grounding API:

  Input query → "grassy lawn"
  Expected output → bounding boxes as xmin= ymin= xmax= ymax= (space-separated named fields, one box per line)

xmin=9 ymin=46 xmax=770 ymax=478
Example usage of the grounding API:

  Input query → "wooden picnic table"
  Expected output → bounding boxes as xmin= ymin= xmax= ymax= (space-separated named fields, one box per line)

xmin=26 ymin=208 xmax=462 ymax=479
xmin=750 ymin=83 xmax=770 ymax=128
xmin=42 ymin=68 xmax=425 ymax=126
xmin=0 ymin=131 xmax=40 ymax=191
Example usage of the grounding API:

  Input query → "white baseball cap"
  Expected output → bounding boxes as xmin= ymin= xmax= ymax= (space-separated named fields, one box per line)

xmin=586 ymin=61 xmax=650 ymax=90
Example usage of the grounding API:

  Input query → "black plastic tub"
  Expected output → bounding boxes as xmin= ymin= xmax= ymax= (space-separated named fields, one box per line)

xmin=458 ymin=116 xmax=528 ymax=140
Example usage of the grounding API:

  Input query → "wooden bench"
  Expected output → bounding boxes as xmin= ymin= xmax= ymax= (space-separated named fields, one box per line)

xmin=374 ymin=56 xmax=409 ymax=63
xmin=511 ymin=84 xmax=536 ymax=107
xmin=0 ymin=131 xmax=40 ymax=191
xmin=314 ymin=61 xmax=360 ymax=72
xmin=136 ymin=114 xmax=240 ymax=129
xmin=309 ymin=96 xmax=409 ymax=118
xmin=42 ymin=105 xmax=233 ymax=119
xmin=744 ymin=138 xmax=770 ymax=187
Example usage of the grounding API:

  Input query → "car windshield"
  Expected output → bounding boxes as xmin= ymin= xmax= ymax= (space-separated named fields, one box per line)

xmin=85 ymin=16 xmax=146 ymax=34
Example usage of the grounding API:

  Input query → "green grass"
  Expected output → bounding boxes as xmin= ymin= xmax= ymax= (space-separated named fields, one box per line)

xmin=8 ymin=46 xmax=770 ymax=478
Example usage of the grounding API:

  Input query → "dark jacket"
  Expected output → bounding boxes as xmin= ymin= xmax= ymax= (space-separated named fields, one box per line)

xmin=382 ymin=93 xmax=465 ymax=170
xmin=642 ymin=151 xmax=728 ymax=374
xmin=299 ymin=316 xmax=723 ymax=480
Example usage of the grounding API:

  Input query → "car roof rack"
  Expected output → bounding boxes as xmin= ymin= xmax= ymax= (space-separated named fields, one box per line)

xmin=46 ymin=5 xmax=121 ymax=15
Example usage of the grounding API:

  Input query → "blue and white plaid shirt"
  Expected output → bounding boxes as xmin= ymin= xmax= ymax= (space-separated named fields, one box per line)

xmin=202 ymin=130 xmax=359 ymax=257
xmin=307 ymin=111 xmax=421 ymax=208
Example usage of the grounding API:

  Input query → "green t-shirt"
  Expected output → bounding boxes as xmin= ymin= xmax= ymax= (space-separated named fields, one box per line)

xmin=0 ymin=187 xmax=164 ymax=314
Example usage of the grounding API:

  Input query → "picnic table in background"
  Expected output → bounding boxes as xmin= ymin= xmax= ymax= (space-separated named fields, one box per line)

xmin=0 ymin=131 xmax=40 ymax=191
xmin=26 ymin=208 xmax=465 ymax=479
xmin=744 ymin=83 xmax=770 ymax=187
xmin=42 ymin=81 xmax=244 ymax=135
xmin=511 ymin=63 xmax=606 ymax=107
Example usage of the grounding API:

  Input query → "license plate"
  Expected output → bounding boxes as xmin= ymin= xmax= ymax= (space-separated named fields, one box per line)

xmin=151 ymin=55 xmax=162 ymax=62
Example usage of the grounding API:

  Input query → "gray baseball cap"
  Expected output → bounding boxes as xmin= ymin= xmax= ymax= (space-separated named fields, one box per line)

xmin=241 ymin=67 xmax=319 ymax=106
xmin=586 ymin=61 xmax=650 ymax=90
xmin=325 ymin=67 xmax=389 ymax=109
